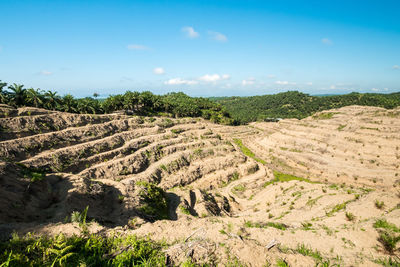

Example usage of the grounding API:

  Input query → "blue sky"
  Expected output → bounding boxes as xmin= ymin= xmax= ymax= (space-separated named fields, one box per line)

xmin=0 ymin=0 xmax=399 ymax=97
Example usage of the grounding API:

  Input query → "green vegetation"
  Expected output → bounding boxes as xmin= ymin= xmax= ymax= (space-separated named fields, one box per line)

xmin=375 ymin=200 xmax=385 ymax=210
xmin=0 ymin=80 xmax=234 ymax=124
xmin=378 ymin=231 xmax=400 ymax=254
xmin=296 ymin=243 xmax=322 ymax=262
xmin=306 ymin=196 xmax=323 ymax=207
xmin=244 ymin=220 xmax=287 ymax=230
xmin=263 ymin=170 xmax=315 ymax=187
xmin=312 ymin=112 xmax=338 ymax=120
xmin=0 ymin=233 xmax=166 ymax=266
xmin=135 ymin=181 xmax=169 ymax=220
xmin=211 ymin=91 xmax=400 ymax=124
xmin=179 ymin=205 xmax=191 ymax=215
xmin=232 ymin=184 xmax=246 ymax=194
xmin=70 ymin=206 xmax=90 ymax=235
xmin=345 ymin=212 xmax=355 ymax=221
xmin=374 ymin=219 xmax=400 ymax=233
xmin=326 ymin=201 xmax=349 ymax=217
xmin=276 ymin=258 xmax=289 ymax=267
xmin=16 ymin=163 xmax=46 ymax=182
xmin=233 ymin=138 xmax=266 ymax=164
xmin=375 ymin=256 xmax=400 ymax=267
xmin=301 ymin=222 xmax=313 ymax=230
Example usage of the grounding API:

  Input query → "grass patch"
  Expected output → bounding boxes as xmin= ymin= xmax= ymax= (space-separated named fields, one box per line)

xmin=179 ymin=205 xmax=191 ymax=215
xmin=264 ymin=170 xmax=316 ymax=187
xmin=171 ymin=128 xmax=184 ymax=134
xmin=326 ymin=201 xmax=349 ymax=217
xmin=337 ymin=124 xmax=347 ymax=131
xmin=244 ymin=220 xmax=287 ymax=230
xmin=296 ymin=243 xmax=323 ymax=261
xmin=345 ymin=212 xmax=355 ymax=221
xmin=276 ymin=258 xmax=289 ymax=267
xmin=325 ymin=198 xmax=359 ymax=217
xmin=374 ymin=219 xmax=400 ymax=233
xmin=16 ymin=163 xmax=46 ymax=182
xmin=232 ymin=184 xmax=246 ymax=194
xmin=312 ymin=112 xmax=338 ymax=120
xmin=378 ymin=230 xmax=400 ymax=254
xmin=0 ymin=233 xmax=166 ymax=266
xmin=233 ymin=138 xmax=266 ymax=164
xmin=306 ymin=196 xmax=323 ymax=207
xmin=375 ymin=256 xmax=400 ymax=266
xmin=301 ymin=222 xmax=313 ymax=230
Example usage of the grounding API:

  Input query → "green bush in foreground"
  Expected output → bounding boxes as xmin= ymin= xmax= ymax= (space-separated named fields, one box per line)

xmin=136 ymin=181 xmax=169 ymax=220
xmin=0 ymin=233 xmax=166 ymax=266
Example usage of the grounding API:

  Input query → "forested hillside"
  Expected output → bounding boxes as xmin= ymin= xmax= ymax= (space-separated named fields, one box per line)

xmin=0 ymin=80 xmax=234 ymax=125
xmin=212 ymin=91 xmax=400 ymax=123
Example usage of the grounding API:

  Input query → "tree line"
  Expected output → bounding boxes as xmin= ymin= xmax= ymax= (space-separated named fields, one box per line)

xmin=212 ymin=91 xmax=400 ymax=124
xmin=0 ymin=80 xmax=235 ymax=125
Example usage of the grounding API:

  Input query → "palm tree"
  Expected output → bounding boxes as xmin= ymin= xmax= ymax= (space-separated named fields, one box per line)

xmin=26 ymin=88 xmax=43 ymax=108
xmin=123 ymin=91 xmax=139 ymax=111
xmin=77 ymin=98 xmax=96 ymax=114
xmin=0 ymin=80 xmax=8 ymax=104
xmin=8 ymin=83 xmax=26 ymax=107
xmin=102 ymin=94 xmax=124 ymax=113
xmin=61 ymin=94 xmax=77 ymax=113
xmin=44 ymin=91 xmax=60 ymax=110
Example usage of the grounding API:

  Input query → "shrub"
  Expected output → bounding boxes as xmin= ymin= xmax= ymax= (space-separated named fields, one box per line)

xmin=378 ymin=230 xmax=400 ymax=254
xmin=345 ymin=212 xmax=355 ymax=221
xmin=136 ymin=181 xmax=169 ymax=220
xmin=375 ymin=200 xmax=385 ymax=209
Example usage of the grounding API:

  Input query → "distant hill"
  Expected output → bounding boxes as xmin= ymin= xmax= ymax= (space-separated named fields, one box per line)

xmin=211 ymin=91 xmax=400 ymax=124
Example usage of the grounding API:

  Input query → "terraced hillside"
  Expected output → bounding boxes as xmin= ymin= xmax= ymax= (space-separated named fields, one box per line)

xmin=0 ymin=104 xmax=399 ymax=266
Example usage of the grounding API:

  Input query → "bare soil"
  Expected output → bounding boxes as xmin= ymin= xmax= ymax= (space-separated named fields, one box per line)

xmin=1 ymin=105 xmax=399 ymax=266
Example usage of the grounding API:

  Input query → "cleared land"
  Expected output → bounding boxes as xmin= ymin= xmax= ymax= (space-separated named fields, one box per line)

xmin=0 ymin=104 xmax=399 ymax=266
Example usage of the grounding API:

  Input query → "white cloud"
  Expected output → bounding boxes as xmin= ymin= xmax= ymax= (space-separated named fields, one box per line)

xmin=153 ymin=67 xmax=165 ymax=75
xmin=393 ymin=65 xmax=400 ymax=69
xmin=371 ymin=88 xmax=379 ymax=92
xmin=321 ymin=38 xmax=333 ymax=45
xmin=330 ymin=85 xmax=336 ymax=89
xmin=39 ymin=70 xmax=52 ymax=76
xmin=221 ymin=74 xmax=231 ymax=80
xmin=198 ymin=74 xmax=230 ymax=82
xmin=221 ymin=83 xmax=232 ymax=89
xmin=164 ymin=78 xmax=198 ymax=85
xmin=275 ymin=80 xmax=288 ymax=85
xmin=182 ymin=26 xmax=199 ymax=39
xmin=267 ymin=74 xmax=276 ymax=79
xmin=208 ymin=31 xmax=228 ymax=42
xmin=274 ymin=80 xmax=296 ymax=85
xmin=242 ymin=77 xmax=255 ymax=86
xmin=306 ymin=82 xmax=313 ymax=86
xmin=127 ymin=44 xmax=150 ymax=50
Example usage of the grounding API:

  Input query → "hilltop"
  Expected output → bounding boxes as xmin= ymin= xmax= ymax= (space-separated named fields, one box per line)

xmin=212 ymin=91 xmax=400 ymax=124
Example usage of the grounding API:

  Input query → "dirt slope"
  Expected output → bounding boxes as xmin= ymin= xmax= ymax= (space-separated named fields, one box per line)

xmin=0 ymin=105 xmax=399 ymax=266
